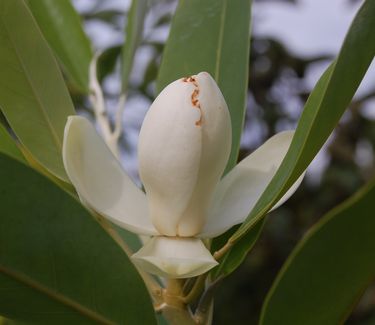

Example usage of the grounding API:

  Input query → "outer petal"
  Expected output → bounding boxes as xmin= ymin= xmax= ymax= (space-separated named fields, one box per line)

xmin=63 ymin=116 xmax=158 ymax=236
xmin=176 ymin=72 xmax=232 ymax=236
xmin=200 ymin=131 xmax=305 ymax=238
xmin=138 ymin=79 xmax=202 ymax=236
xmin=132 ymin=236 xmax=218 ymax=278
xmin=138 ymin=72 xmax=231 ymax=237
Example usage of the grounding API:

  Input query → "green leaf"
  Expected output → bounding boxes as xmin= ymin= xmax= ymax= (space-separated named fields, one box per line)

xmin=0 ymin=153 xmax=156 ymax=325
xmin=115 ymin=226 xmax=142 ymax=252
xmin=98 ymin=46 xmax=122 ymax=83
xmin=260 ymin=179 xmax=375 ymax=325
xmin=231 ymin=0 xmax=375 ymax=242
xmin=83 ymin=10 xmax=124 ymax=24
xmin=121 ymin=0 xmax=148 ymax=93
xmin=0 ymin=0 xmax=75 ymax=182
xmin=211 ymin=220 xmax=265 ymax=279
xmin=28 ymin=0 xmax=93 ymax=93
xmin=0 ymin=124 xmax=25 ymax=163
xmin=0 ymin=317 xmax=27 ymax=325
xmin=156 ymin=0 xmax=251 ymax=171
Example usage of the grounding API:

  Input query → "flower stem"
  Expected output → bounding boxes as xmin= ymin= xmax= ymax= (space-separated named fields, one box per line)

xmin=164 ymin=279 xmax=185 ymax=306
xmin=160 ymin=304 xmax=196 ymax=325
xmin=156 ymin=279 xmax=197 ymax=325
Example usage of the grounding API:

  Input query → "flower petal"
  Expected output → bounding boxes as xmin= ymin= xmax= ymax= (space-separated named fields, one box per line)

xmin=200 ymin=131 xmax=305 ymax=238
xmin=63 ymin=116 xmax=158 ymax=236
xmin=269 ymin=173 xmax=304 ymax=212
xmin=132 ymin=236 xmax=218 ymax=278
xmin=138 ymin=79 xmax=202 ymax=236
xmin=138 ymin=72 xmax=231 ymax=237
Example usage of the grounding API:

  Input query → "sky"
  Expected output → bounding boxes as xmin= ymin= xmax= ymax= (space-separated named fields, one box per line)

xmin=251 ymin=0 xmax=374 ymax=183
xmin=253 ymin=0 xmax=374 ymax=98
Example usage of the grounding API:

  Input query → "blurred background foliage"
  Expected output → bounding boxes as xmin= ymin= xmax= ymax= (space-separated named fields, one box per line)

xmin=6 ymin=0 xmax=371 ymax=323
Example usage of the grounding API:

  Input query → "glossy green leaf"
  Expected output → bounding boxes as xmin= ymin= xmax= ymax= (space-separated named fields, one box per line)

xmin=156 ymin=0 xmax=251 ymax=171
xmin=0 ymin=0 xmax=75 ymax=182
xmin=0 ymin=124 xmax=25 ymax=163
xmin=28 ymin=0 xmax=93 ymax=93
xmin=0 ymin=153 xmax=156 ymax=325
xmin=260 ymin=179 xmax=375 ymax=325
xmin=121 ymin=0 xmax=148 ymax=93
xmin=231 ymin=0 xmax=375 ymax=242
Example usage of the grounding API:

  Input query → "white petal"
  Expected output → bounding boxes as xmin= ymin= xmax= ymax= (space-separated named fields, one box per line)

xmin=138 ymin=72 xmax=231 ymax=237
xmin=138 ymin=79 xmax=202 ymax=236
xmin=63 ymin=116 xmax=158 ymax=236
xmin=269 ymin=173 xmax=305 ymax=212
xmin=200 ymin=131 xmax=304 ymax=238
xmin=175 ymin=72 xmax=232 ymax=236
xmin=132 ymin=236 xmax=218 ymax=279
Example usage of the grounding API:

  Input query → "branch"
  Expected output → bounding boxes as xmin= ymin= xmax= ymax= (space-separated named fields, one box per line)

xmin=112 ymin=93 xmax=126 ymax=143
xmin=213 ymin=240 xmax=234 ymax=261
xmin=182 ymin=274 xmax=208 ymax=304
xmin=89 ymin=53 xmax=113 ymax=150
xmin=194 ymin=277 xmax=223 ymax=324
xmin=89 ymin=53 xmax=127 ymax=159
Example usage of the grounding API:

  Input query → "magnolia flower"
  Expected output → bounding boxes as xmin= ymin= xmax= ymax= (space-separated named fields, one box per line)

xmin=63 ymin=72 xmax=304 ymax=279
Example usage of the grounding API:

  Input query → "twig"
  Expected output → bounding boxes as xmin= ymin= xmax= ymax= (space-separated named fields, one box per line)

xmin=194 ymin=277 xmax=223 ymax=324
xmin=182 ymin=274 xmax=208 ymax=304
xmin=112 ymin=93 xmax=127 ymax=143
xmin=89 ymin=53 xmax=113 ymax=151
xmin=89 ymin=53 xmax=127 ymax=159
xmin=213 ymin=240 xmax=234 ymax=261
xmin=182 ymin=277 xmax=196 ymax=296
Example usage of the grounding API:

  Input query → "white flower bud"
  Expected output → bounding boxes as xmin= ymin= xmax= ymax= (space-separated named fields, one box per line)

xmin=63 ymin=72 xmax=305 ymax=279
xmin=138 ymin=72 xmax=232 ymax=237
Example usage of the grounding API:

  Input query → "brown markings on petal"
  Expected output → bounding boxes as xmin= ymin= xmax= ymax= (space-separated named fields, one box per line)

xmin=182 ymin=75 xmax=203 ymax=127
xmin=191 ymin=89 xmax=199 ymax=106
xmin=181 ymin=76 xmax=195 ymax=82
xmin=195 ymin=116 xmax=203 ymax=126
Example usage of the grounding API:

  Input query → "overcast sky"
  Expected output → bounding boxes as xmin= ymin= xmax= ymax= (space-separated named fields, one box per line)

xmin=253 ymin=0 xmax=374 ymax=97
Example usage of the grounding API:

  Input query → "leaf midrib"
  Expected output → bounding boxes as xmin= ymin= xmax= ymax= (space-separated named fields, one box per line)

xmin=0 ymin=264 xmax=114 ymax=325
xmin=0 ymin=9 xmax=63 ymax=153
xmin=214 ymin=0 xmax=227 ymax=82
